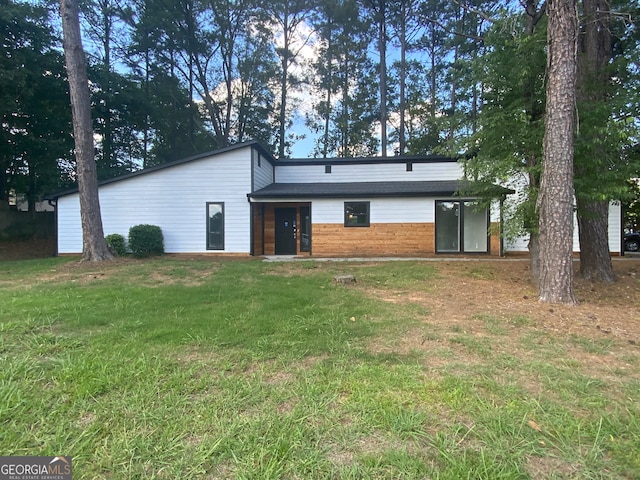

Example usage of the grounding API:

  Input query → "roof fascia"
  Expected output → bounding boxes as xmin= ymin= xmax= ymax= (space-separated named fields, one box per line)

xmin=276 ymin=155 xmax=459 ymax=166
xmin=248 ymin=190 xmax=460 ymax=200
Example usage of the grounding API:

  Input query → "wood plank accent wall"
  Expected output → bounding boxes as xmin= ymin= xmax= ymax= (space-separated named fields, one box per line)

xmin=263 ymin=206 xmax=276 ymax=254
xmin=252 ymin=204 xmax=264 ymax=255
xmin=312 ymin=223 xmax=435 ymax=257
xmin=256 ymin=206 xmax=503 ymax=257
xmin=261 ymin=203 xmax=311 ymax=256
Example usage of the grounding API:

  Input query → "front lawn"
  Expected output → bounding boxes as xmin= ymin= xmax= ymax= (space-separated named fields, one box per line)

xmin=1 ymin=257 xmax=638 ymax=479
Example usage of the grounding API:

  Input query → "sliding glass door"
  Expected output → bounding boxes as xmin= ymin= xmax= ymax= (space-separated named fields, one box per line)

xmin=436 ymin=200 xmax=488 ymax=253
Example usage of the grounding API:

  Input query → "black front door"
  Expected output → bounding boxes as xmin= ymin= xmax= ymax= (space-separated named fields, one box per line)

xmin=275 ymin=208 xmax=297 ymax=255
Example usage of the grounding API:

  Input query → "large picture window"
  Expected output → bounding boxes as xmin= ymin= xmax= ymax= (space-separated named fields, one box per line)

xmin=207 ymin=202 xmax=224 ymax=250
xmin=344 ymin=202 xmax=370 ymax=227
xmin=435 ymin=200 xmax=488 ymax=253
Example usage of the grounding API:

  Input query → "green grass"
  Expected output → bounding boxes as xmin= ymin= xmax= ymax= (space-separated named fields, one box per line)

xmin=1 ymin=257 xmax=639 ymax=479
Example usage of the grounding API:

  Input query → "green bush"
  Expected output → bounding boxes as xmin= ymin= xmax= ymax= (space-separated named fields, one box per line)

xmin=105 ymin=233 xmax=127 ymax=256
xmin=128 ymin=224 xmax=164 ymax=258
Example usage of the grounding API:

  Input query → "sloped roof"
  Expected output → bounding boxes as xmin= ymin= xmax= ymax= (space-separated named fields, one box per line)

xmin=47 ymin=140 xmax=274 ymax=199
xmin=249 ymin=180 xmax=513 ymax=199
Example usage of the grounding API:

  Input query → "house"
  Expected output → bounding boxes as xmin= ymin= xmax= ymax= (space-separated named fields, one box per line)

xmin=9 ymin=191 xmax=55 ymax=212
xmin=49 ymin=141 xmax=623 ymax=257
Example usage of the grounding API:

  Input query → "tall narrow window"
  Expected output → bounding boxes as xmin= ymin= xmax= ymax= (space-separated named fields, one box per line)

xmin=435 ymin=200 xmax=488 ymax=253
xmin=300 ymin=206 xmax=311 ymax=252
xmin=207 ymin=202 xmax=224 ymax=250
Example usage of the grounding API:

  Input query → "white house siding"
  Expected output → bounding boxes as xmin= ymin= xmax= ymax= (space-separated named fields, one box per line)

xmin=490 ymin=200 xmax=501 ymax=223
xmin=57 ymin=148 xmax=253 ymax=254
xmin=505 ymin=201 xmax=622 ymax=254
xmin=275 ymin=162 xmax=464 ymax=183
xmin=571 ymin=202 xmax=622 ymax=253
xmin=311 ymin=198 xmax=435 ymax=224
xmin=252 ymin=150 xmax=274 ymax=191
xmin=608 ymin=202 xmax=622 ymax=253
xmin=255 ymin=196 xmax=498 ymax=228
xmin=57 ymin=195 xmax=83 ymax=253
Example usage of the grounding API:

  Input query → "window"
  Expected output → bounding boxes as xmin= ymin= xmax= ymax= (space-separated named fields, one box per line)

xmin=435 ymin=200 xmax=488 ymax=253
xmin=207 ymin=202 xmax=224 ymax=250
xmin=406 ymin=162 xmax=413 ymax=172
xmin=300 ymin=206 xmax=311 ymax=252
xmin=325 ymin=165 xmax=332 ymax=174
xmin=344 ymin=202 xmax=370 ymax=227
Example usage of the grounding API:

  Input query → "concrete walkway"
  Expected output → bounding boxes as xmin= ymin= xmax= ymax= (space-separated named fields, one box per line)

xmin=262 ymin=255 xmax=530 ymax=262
xmin=262 ymin=254 xmax=639 ymax=262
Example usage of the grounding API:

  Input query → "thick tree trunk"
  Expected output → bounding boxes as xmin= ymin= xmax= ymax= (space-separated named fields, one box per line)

xmin=575 ymin=0 xmax=615 ymax=283
xmin=60 ymin=0 xmax=113 ymax=261
xmin=537 ymin=0 xmax=578 ymax=304
xmin=528 ymin=232 xmax=541 ymax=283
xmin=576 ymin=198 xmax=615 ymax=282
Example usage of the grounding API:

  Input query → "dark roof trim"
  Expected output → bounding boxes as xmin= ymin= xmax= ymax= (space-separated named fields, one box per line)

xmin=47 ymin=140 xmax=276 ymax=199
xmin=277 ymin=154 xmax=459 ymax=166
xmin=248 ymin=181 xmax=514 ymax=200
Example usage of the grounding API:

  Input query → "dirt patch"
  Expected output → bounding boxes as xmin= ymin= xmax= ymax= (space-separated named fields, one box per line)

xmin=360 ymin=258 xmax=640 ymax=399
xmin=365 ymin=259 xmax=640 ymax=344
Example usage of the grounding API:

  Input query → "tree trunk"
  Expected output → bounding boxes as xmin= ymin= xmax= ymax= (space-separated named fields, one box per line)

xmin=575 ymin=0 xmax=615 ymax=283
xmin=537 ymin=0 xmax=578 ymax=304
xmin=378 ymin=0 xmax=387 ymax=157
xmin=528 ymin=232 xmax=541 ymax=283
xmin=322 ymin=28 xmax=333 ymax=159
xmin=0 ymin=161 xmax=9 ymax=211
xmin=576 ymin=198 xmax=615 ymax=282
xmin=60 ymin=0 xmax=113 ymax=262
xmin=398 ymin=2 xmax=407 ymax=155
xmin=278 ymin=13 xmax=290 ymax=159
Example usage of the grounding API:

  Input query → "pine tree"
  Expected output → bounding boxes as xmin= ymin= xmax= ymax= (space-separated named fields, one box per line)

xmin=60 ymin=0 xmax=113 ymax=261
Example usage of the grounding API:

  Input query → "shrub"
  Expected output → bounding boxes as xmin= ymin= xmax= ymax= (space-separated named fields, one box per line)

xmin=105 ymin=233 xmax=127 ymax=256
xmin=128 ymin=224 xmax=164 ymax=258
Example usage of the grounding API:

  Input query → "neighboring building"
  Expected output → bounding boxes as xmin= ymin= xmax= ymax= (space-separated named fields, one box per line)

xmin=9 ymin=191 xmax=55 ymax=212
xmin=48 ymin=141 xmax=623 ymax=257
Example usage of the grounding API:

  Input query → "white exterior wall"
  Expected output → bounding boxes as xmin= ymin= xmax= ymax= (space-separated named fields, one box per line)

xmin=253 ymin=150 xmax=274 ymax=190
xmin=256 ymin=196 xmax=500 ymax=226
xmin=311 ymin=198 xmax=435 ymax=224
xmin=57 ymin=148 xmax=253 ymax=254
xmin=275 ymin=162 xmax=464 ymax=183
xmin=571 ymin=202 xmax=622 ymax=253
xmin=608 ymin=202 xmax=623 ymax=253
xmin=490 ymin=200 xmax=501 ymax=223
xmin=505 ymin=201 xmax=622 ymax=253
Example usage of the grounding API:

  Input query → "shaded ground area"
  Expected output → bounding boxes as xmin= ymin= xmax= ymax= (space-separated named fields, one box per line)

xmin=263 ymin=256 xmax=640 ymax=350
xmin=0 ymin=237 xmax=55 ymax=260
xmin=368 ymin=258 xmax=640 ymax=344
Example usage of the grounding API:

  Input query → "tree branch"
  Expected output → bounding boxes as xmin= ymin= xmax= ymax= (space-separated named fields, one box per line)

xmin=420 ymin=16 xmax=484 ymax=42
